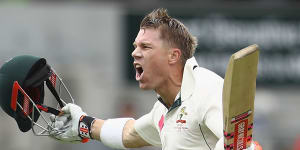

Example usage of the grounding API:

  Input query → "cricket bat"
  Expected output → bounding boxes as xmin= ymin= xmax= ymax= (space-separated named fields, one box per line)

xmin=223 ymin=44 xmax=260 ymax=150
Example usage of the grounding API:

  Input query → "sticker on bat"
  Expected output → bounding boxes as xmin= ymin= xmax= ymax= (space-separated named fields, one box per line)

xmin=231 ymin=110 xmax=252 ymax=123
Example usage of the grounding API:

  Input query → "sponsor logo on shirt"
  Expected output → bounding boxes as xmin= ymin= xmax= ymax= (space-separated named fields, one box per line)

xmin=175 ymin=106 xmax=188 ymax=131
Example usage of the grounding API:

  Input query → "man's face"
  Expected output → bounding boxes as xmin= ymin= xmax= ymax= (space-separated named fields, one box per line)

xmin=132 ymin=28 xmax=170 ymax=90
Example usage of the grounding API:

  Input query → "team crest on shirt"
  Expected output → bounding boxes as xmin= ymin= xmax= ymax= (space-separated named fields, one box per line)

xmin=175 ymin=106 xmax=189 ymax=131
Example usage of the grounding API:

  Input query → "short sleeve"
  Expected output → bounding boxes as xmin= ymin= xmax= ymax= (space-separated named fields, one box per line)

xmin=196 ymin=68 xmax=224 ymax=138
xmin=134 ymin=103 xmax=162 ymax=147
xmin=203 ymin=92 xmax=224 ymax=138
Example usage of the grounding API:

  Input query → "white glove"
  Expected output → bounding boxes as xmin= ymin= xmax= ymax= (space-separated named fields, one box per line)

xmin=49 ymin=113 xmax=71 ymax=130
xmin=245 ymin=141 xmax=262 ymax=150
xmin=246 ymin=142 xmax=255 ymax=150
xmin=49 ymin=103 xmax=87 ymax=143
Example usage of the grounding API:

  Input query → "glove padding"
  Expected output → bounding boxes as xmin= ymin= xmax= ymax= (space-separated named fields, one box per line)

xmin=50 ymin=113 xmax=71 ymax=131
xmin=49 ymin=103 xmax=87 ymax=143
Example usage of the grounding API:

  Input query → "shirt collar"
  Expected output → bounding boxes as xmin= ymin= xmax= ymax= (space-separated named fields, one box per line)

xmin=157 ymin=91 xmax=181 ymax=113
xmin=156 ymin=56 xmax=198 ymax=112
xmin=181 ymin=56 xmax=197 ymax=101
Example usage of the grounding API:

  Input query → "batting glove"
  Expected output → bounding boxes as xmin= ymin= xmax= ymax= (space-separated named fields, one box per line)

xmin=49 ymin=103 xmax=95 ymax=143
xmin=50 ymin=113 xmax=71 ymax=131
xmin=49 ymin=114 xmax=82 ymax=143
xmin=246 ymin=141 xmax=262 ymax=150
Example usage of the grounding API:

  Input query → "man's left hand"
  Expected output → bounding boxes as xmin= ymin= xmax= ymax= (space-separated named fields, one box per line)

xmin=247 ymin=141 xmax=262 ymax=150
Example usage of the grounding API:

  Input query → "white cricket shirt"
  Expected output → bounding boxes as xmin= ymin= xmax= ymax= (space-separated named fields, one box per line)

xmin=135 ymin=57 xmax=224 ymax=150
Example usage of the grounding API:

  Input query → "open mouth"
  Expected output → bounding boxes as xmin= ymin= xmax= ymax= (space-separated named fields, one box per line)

xmin=135 ymin=64 xmax=144 ymax=81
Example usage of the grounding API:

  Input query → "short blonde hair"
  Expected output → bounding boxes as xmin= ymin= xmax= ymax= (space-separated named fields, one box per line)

xmin=140 ymin=8 xmax=198 ymax=64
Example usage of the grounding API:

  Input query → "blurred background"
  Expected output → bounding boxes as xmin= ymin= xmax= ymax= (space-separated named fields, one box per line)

xmin=0 ymin=0 xmax=299 ymax=150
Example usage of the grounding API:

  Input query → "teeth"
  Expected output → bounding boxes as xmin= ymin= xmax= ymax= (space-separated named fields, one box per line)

xmin=136 ymin=64 xmax=142 ymax=68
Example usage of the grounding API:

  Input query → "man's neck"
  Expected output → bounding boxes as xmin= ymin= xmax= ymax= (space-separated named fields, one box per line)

xmin=155 ymin=66 xmax=183 ymax=108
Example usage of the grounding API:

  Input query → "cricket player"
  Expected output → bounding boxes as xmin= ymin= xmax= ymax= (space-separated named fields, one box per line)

xmin=50 ymin=8 xmax=261 ymax=150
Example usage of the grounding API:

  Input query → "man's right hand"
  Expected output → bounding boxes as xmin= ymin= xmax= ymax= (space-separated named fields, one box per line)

xmin=50 ymin=103 xmax=87 ymax=142
xmin=49 ymin=103 xmax=151 ymax=148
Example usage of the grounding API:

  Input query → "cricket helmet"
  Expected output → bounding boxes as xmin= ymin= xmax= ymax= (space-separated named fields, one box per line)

xmin=0 ymin=55 xmax=50 ymax=132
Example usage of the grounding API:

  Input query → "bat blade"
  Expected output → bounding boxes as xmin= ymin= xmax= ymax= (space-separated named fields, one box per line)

xmin=223 ymin=44 xmax=259 ymax=150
